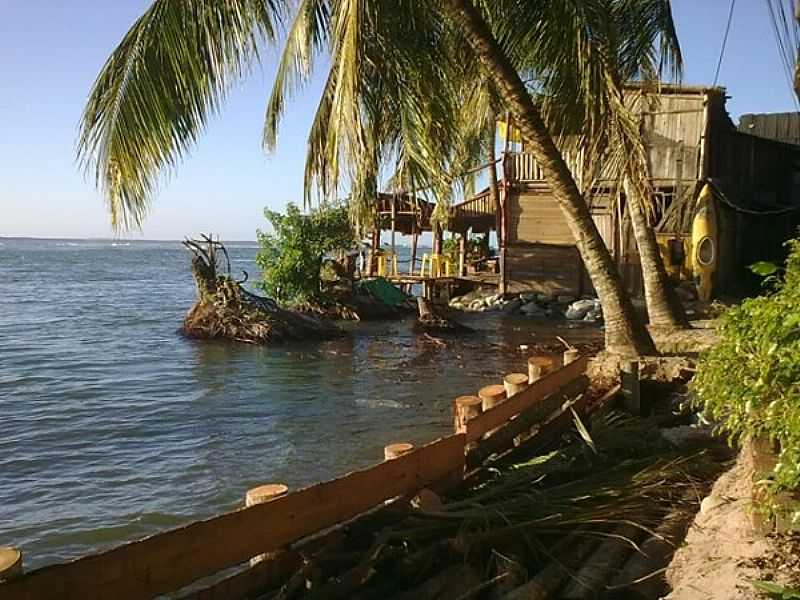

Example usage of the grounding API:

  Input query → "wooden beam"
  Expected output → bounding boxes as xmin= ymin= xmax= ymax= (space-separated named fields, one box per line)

xmin=465 ymin=357 xmax=589 ymax=443
xmin=0 ymin=435 xmax=466 ymax=600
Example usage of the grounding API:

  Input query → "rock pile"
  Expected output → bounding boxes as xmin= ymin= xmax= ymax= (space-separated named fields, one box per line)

xmin=448 ymin=289 xmax=603 ymax=322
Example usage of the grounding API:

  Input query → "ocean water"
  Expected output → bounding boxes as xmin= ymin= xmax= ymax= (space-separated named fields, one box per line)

xmin=0 ymin=237 xmax=600 ymax=569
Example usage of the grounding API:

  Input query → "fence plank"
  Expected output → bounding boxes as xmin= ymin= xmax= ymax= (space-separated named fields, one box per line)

xmin=0 ymin=435 xmax=466 ymax=600
xmin=465 ymin=357 xmax=589 ymax=443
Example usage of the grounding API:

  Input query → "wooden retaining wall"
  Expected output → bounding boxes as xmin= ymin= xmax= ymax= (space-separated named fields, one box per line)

xmin=0 ymin=355 xmax=592 ymax=600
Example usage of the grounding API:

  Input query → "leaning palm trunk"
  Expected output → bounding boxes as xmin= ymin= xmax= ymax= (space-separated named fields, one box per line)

xmin=625 ymin=185 xmax=690 ymax=330
xmin=488 ymin=115 xmax=501 ymax=247
xmin=444 ymin=0 xmax=655 ymax=356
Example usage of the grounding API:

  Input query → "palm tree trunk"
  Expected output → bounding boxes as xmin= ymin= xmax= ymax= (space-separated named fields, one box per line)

xmin=488 ymin=117 xmax=501 ymax=247
xmin=625 ymin=184 xmax=690 ymax=330
xmin=444 ymin=0 xmax=655 ymax=356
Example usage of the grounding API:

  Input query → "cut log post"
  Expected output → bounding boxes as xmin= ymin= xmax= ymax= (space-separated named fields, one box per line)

xmin=245 ymin=484 xmax=289 ymax=566
xmin=384 ymin=442 xmax=414 ymax=460
xmin=527 ymin=356 xmax=556 ymax=382
xmin=503 ymin=373 xmax=529 ymax=398
xmin=479 ymin=384 xmax=507 ymax=439
xmin=563 ymin=348 xmax=580 ymax=366
xmin=478 ymin=384 xmax=507 ymax=412
xmin=0 ymin=547 xmax=23 ymax=582
xmin=453 ymin=395 xmax=482 ymax=434
xmin=620 ymin=360 xmax=641 ymax=416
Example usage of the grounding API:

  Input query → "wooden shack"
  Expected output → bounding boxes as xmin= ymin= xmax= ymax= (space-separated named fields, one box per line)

xmin=366 ymin=84 xmax=800 ymax=298
xmin=497 ymin=84 xmax=800 ymax=297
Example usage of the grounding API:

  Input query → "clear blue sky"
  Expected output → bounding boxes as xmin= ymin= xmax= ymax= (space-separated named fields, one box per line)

xmin=1 ymin=0 xmax=798 ymax=240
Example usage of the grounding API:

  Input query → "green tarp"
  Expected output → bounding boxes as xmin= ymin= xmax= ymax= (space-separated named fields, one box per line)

xmin=358 ymin=277 xmax=407 ymax=307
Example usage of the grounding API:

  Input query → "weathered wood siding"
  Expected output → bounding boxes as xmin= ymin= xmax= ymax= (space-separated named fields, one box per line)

xmin=506 ymin=243 xmax=582 ymax=295
xmin=636 ymin=92 xmax=705 ymax=182
xmin=507 ymin=189 xmax=574 ymax=245
xmin=739 ymin=112 xmax=800 ymax=146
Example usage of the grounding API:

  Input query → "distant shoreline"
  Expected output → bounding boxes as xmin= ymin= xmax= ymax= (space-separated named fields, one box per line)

xmin=0 ymin=235 xmax=259 ymax=244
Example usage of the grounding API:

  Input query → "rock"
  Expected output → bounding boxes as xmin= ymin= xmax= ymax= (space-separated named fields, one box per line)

xmin=565 ymin=299 xmax=598 ymax=320
xmin=557 ymin=295 xmax=577 ymax=304
xmin=521 ymin=301 xmax=547 ymax=317
xmin=537 ymin=293 xmax=555 ymax=303
xmin=502 ymin=298 xmax=523 ymax=314
xmin=520 ymin=293 xmax=537 ymax=303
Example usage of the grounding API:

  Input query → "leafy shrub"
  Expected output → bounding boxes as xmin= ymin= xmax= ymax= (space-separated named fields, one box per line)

xmin=256 ymin=203 xmax=355 ymax=303
xmin=692 ymin=239 xmax=800 ymax=493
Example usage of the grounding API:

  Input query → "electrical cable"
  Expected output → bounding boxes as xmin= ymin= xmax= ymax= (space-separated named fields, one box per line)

xmin=713 ymin=0 xmax=737 ymax=86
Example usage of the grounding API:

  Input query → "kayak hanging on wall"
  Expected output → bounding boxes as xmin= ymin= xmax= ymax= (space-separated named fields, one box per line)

xmin=691 ymin=183 xmax=719 ymax=302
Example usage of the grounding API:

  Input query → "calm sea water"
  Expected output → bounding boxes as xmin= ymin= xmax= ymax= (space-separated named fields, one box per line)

xmin=0 ymin=237 xmax=600 ymax=569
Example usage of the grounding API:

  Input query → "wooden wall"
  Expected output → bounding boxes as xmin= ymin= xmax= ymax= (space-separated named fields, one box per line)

xmin=635 ymin=92 xmax=706 ymax=183
xmin=507 ymin=188 xmax=573 ymax=245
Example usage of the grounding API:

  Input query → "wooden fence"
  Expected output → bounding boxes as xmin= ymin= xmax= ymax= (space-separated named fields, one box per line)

xmin=0 ymin=355 xmax=592 ymax=600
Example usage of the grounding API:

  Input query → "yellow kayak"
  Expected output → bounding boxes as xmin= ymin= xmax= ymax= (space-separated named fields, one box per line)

xmin=691 ymin=184 xmax=719 ymax=301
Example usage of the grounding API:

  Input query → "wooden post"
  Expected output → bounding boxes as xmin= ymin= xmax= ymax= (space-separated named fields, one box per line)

xmin=453 ymin=395 xmax=482 ymax=433
xmin=390 ymin=194 xmax=397 ymax=274
xmin=368 ymin=228 xmax=379 ymax=276
xmin=410 ymin=227 xmax=418 ymax=276
xmin=478 ymin=384 xmax=506 ymax=412
xmin=528 ymin=356 xmax=556 ymax=382
xmin=0 ymin=547 xmax=23 ymax=582
xmin=244 ymin=484 xmax=289 ymax=565
xmin=503 ymin=373 xmax=529 ymax=398
xmin=620 ymin=360 xmax=641 ymax=416
xmin=563 ymin=349 xmax=580 ymax=366
xmin=458 ymin=234 xmax=466 ymax=277
xmin=384 ymin=442 xmax=414 ymax=460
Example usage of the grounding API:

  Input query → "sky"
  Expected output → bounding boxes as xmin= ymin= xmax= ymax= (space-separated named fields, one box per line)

xmin=1 ymin=0 xmax=799 ymax=241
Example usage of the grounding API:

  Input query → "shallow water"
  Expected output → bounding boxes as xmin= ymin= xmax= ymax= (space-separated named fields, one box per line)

xmin=0 ymin=238 xmax=600 ymax=568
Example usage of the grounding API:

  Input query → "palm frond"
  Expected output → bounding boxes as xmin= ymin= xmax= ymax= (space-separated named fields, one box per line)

xmin=78 ymin=0 xmax=288 ymax=229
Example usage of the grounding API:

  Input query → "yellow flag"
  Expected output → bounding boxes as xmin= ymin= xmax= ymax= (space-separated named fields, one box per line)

xmin=497 ymin=119 xmax=522 ymax=143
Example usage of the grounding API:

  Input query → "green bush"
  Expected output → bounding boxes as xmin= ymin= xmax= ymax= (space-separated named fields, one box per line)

xmin=692 ymin=239 xmax=800 ymax=493
xmin=256 ymin=203 xmax=355 ymax=303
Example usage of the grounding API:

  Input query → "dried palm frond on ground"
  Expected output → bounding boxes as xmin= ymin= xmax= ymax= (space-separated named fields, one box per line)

xmin=258 ymin=417 xmax=730 ymax=600
xmin=180 ymin=235 xmax=341 ymax=344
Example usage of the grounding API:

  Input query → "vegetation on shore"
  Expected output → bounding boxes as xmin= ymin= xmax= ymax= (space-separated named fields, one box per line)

xmin=692 ymin=239 xmax=800 ymax=504
xmin=256 ymin=203 xmax=355 ymax=304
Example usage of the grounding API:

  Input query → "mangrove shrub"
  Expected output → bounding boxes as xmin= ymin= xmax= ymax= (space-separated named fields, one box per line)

xmin=692 ymin=239 xmax=800 ymax=493
xmin=256 ymin=203 xmax=355 ymax=303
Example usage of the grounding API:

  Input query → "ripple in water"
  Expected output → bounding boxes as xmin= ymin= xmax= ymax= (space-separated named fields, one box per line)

xmin=0 ymin=237 xmax=600 ymax=568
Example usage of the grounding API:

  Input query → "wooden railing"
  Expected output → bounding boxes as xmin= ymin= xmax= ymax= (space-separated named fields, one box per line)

xmin=0 ymin=355 xmax=595 ymax=600
xmin=505 ymin=151 xmax=585 ymax=187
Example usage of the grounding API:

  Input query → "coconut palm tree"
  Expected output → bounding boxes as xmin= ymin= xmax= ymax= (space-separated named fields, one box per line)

xmin=78 ymin=0 xmax=682 ymax=354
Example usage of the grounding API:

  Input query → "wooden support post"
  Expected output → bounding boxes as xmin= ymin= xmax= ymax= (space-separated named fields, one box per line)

xmin=479 ymin=384 xmax=507 ymax=438
xmin=245 ymin=484 xmax=289 ymax=565
xmin=458 ymin=234 xmax=466 ymax=277
xmin=453 ymin=395 xmax=482 ymax=433
xmin=528 ymin=356 xmax=556 ymax=382
xmin=503 ymin=373 xmax=529 ymax=398
xmin=563 ymin=349 xmax=580 ymax=366
xmin=410 ymin=229 xmax=418 ymax=276
xmin=390 ymin=195 xmax=397 ymax=274
xmin=368 ymin=228 xmax=379 ymax=277
xmin=620 ymin=360 xmax=641 ymax=416
xmin=0 ymin=547 xmax=23 ymax=582
xmin=384 ymin=442 xmax=414 ymax=460
xmin=478 ymin=384 xmax=507 ymax=412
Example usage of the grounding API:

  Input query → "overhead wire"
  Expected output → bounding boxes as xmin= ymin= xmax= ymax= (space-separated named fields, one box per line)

xmin=764 ymin=0 xmax=800 ymax=111
xmin=713 ymin=0 xmax=737 ymax=86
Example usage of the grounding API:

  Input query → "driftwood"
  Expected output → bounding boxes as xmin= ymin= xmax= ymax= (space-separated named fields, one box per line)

xmin=414 ymin=298 xmax=471 ymax=334
xmin=180 ymin=235 xmax=341 ymax=344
